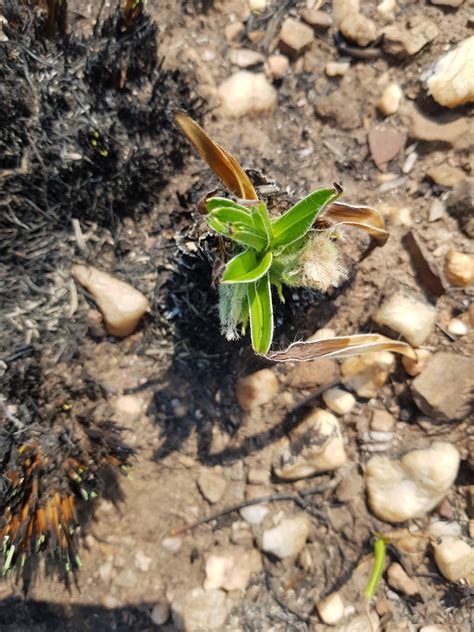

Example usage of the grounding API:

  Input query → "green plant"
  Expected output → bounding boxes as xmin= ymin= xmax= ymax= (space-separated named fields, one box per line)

xmin=207 ymin=190 xmax=343 ymax=353
xmin=364 ymin=535 xmax=387 ymax=599
xmin=175 ymin=113 xmax=416 ymax=363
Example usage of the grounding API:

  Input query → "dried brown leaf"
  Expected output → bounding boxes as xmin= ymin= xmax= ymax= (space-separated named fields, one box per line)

xmin=174 ymin=112 xmax=258 ymax=201
xmin=321 ymin=201 xmax=389 ymax=245
xmin=267 ymin=333 xmax=417 ymax=362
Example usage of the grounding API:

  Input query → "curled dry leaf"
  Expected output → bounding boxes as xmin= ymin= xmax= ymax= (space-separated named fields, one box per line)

xmin=321 ymin=201 xmax=389 ymax=245
xmin=266 ymin=334 xmax=417 ymax=363
xmin=174 ymin=112 xmax=258 ymax=200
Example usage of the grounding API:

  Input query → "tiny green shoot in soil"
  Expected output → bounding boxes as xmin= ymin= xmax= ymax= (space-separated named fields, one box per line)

xmin=364 ymin=535 xmax=388 ymax=599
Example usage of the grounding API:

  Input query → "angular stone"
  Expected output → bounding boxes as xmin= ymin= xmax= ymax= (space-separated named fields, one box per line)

xmin=204 ymin=546 xmax=262 ymax=591
xmin=249 ymin=0 xmax=267 ymax=10
xmin=444 ymin=250 xmax=474 ymax=287
xmin=387 ymin=563 xmax=420 ymax=596
xmin=428 ymin=164 xmax=466 ymax=187
xmin=368 ymin=127 xmax=406 ymax=170
xmin=274 ymin=408 xmax=346 ymax=480
xmin=224 ymin=22 xmax=244 ymax=42
xmin=370 ymin=409 xmax=395 ymax=432
xmin=114 ymin=395 xmax=144 ymax=424
xmin=247 ymin=467 xmax=270 ymax=485
xmin=229 ymin=48 xmax=265 ymax=68
xmin=447 ymin=317 xmax=469 ymax=336
xmin=383 ymin=17 xmax=439 ymax=57
xmin=323 ymin=387 xmax=356 ymax=415
xmin=240 ymin=504 xmax=268 ymax=525
xmin=433 ymin=538 xmax=474 ymax=583
xmin=265 ymin=54 xmax=289 ymax=79
xmin=307 ymin=327 xmax=337 ymax=342
xmin=218 ymin=72 xmax=277 ymax=118
xmin=235 ymin=368 xmax=278 ymax=411
xmin=261 ymin=514 xmax=311 ymax=558
xmin=279 ymin=18 xmax=314 ymax=57
xmin=316 ymin=592 xmax=345 ymax=625
xmin=428 ymin=199 xmax=445 ymax=222
xmin=377 ymin=83 xmax=403 ymax=116
xmin=172 ymin=588 xmax=230 ymax=631
xmin=366 ymin=442 xmax=460 ymax=522
xmin=377 ymin=0 xmax=398 ymax=21
xmin=325 ymin=61 xmax=351 ymax=76
xmin=301 ymin=9 xmax=333 ymax=29
xmin=427 ymin=36 xmax=474 ymax=108
xmin=411 ymin=352 xmax=474 ymax=421
xmin=341 ymin=351 xmax=395 ymax=398
xmin=340 ymin=11 xmax=378 ymax=47
xmin=72 ymin=264 xmax=149 ymax=337
xmin=335 ymin=471 xmax=364 ymax=502
xmin=150 ymin=601 xmax=170 ymax=626
xmin=373 ymin=289 xmax=437 ymax=347
xmin=287 ymin=358 xmax=339 ymax=389
xmin=230 ymin=521 xmax=253 ymax=546
xmin=332 ymin=0 xmax=360 ymax=25
xmin=197 ymin=469 xmax=227 ymax=504
xmin=341 ymin=613 xmax=380 ymax=632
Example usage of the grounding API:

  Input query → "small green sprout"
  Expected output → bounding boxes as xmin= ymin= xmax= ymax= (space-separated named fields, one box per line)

xmin=3 ymin=544 xmax=15 ymax=574
xmin=364 ymin=535 xmax=388 ymax=599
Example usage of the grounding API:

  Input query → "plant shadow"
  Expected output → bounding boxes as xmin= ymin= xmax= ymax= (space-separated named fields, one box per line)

xmin=147 ymin=236 xmax=354 ymax=468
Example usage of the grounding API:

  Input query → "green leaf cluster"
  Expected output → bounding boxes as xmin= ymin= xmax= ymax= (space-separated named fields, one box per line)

xmin=208 ymin=187 xmax=340 ymax=354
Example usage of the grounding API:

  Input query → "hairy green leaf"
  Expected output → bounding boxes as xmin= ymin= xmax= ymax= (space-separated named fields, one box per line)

xmin=271 ymin=187 xmax=341 ymax=248
xmin=223 ymin=250 xmax=273 ymax=284
xmin=248 ymin=275 xmax=273 ymax=354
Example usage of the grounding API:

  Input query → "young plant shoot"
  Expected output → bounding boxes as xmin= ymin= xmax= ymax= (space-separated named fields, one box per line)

xmin=175 ymin=113 xmax=416 ymax=363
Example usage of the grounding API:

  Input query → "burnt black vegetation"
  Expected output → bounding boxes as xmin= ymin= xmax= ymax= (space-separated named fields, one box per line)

xmin=0 ymin=0 xmax=202 ymax=586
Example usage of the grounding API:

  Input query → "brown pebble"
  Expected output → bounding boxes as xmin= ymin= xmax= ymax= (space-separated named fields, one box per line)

xmin=368 ymin=127 xmax=407 ymax=170
xmin=279 ymin=18 xmax=314 ymax=57
xmin=301 ymin=9 xmax=333 ymax=29
xmin=235 ymin=369 xmax=279 ymax=411
xmin=435 ymin=497 xmax=453 ymax=520
xmin=370 ymin=409 xmax=395 ymax=433
xmin=287 ymin=358 xmax=339 ymax=389
xmin=335 ymin=472 xmax=364 ymax=502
